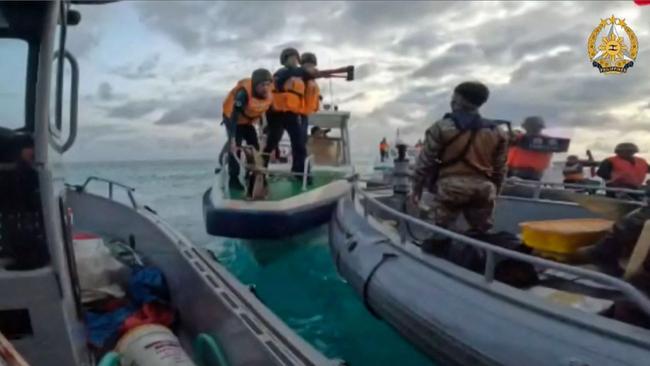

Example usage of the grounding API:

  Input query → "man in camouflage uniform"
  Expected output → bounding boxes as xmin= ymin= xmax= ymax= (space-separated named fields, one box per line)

xmin=411 ymin=81 xmax=508 ymax=233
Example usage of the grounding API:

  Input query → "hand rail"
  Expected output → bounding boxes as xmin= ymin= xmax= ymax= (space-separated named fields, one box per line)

xmin=505 ymin=178 xmax=648 ymax=203
xmin=353 ymin=183 xmax=650 ymax=317
xmin=505 ymin=178 xmax=648 ymax=196
xmin=51 ymin=50 xmax=79 ymax=153
xmin=74 ymin=176 xmax=138 ymax=209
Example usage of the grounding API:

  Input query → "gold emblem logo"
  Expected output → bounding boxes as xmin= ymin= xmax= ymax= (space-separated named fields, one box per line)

xmin=587 ymin=15 xmax=638 ymax=74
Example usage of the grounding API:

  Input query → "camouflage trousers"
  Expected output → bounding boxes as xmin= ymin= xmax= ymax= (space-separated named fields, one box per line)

xmin=430 ymin=176 xmax=497 ymax=232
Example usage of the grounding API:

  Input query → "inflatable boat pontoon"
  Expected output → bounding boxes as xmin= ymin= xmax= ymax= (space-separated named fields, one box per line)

xmin=330 ymin=182 xmax=650 ymax=365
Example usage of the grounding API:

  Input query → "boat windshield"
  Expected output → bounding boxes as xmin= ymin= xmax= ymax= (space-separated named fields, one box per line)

xmin=0 ymin=38 xmax=27 ymax=130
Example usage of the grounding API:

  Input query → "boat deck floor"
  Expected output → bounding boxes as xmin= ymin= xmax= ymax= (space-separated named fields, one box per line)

xmin=226 ymin=170 xmax=346 ymax=201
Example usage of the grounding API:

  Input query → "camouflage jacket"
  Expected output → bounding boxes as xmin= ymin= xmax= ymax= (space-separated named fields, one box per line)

xmin=413 ymin=113 xmax=508 ymax=194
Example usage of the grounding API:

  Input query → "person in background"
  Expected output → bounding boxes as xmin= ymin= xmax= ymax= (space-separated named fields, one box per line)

xmin=221 ymin=69 xmax=273 ymax=189
xmin=411 ymin=81 xmax=508 ymax=235
xmin=379 ymin=138 xmax=390 ymax=162
xmin=414 ymin=139 xmax=424 ymax=154
xmin=506 ymin=116 xmax=552 ymax=181
xmin=310 ymin=126 xmax=330 ymax=138
xmin=597 ymin=143 xmax=649 ymax=195
xmin=562 ymin=155 xmax=585 ymax=184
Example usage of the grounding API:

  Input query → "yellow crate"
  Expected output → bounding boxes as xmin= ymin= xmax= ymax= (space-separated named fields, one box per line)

xmin=520 ymin=219 xmax=613 ymax=254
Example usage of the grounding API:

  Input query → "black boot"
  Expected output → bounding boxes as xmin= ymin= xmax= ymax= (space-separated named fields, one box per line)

xmin=421 ymin=233 xmax=451 ymax=256
xmin=577 ymin=244 xmax=624 ymax=277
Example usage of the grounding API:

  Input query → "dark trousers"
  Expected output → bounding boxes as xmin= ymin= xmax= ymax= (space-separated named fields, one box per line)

xmin=380 ymin=150 xmax=388 ymax=162
xmin=263 ymin=111 xmax=307 ymax=174
xmin=592 ymin=205 xmax=650 ymax=268
xmin=228 ymin=124 xmax=259 ymax=182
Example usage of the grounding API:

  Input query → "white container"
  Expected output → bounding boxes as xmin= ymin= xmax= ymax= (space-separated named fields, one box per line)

xmin=116 ymin=324 xmax=195 ymax=366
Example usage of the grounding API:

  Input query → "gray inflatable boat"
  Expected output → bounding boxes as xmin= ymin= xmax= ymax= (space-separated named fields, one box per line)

xmin=330 ymin=184 xmax=650 ymax=365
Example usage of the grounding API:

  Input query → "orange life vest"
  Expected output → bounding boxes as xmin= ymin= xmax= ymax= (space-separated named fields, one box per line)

xmin=379 ymin=142 xmax=389 ymax=152
xmin=271 ymin=76 xmax=305 ymax=114
xmin=222 ymin=79 xmax=272 ymax=125
xmin=562 ymin=164 xmax=584 ymax=181
xmin=301 ymin=79 xmax=320 ymax=115
xmin=563 ymin=172 xmax=585 ymax=181
xmin=608 ymin=156 xmax=648 ymax=188
xmin=507 ymin=135 xmax=553 ymax=173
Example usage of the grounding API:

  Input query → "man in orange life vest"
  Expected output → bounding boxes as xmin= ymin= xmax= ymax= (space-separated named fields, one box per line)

xmin=597 ymin=143 xmax=649 ymax=193
xmin=299 ymin=52 xmax=321 ymax=139
xmin=222 ymin=68 xmax=273 ymax=189
xmin=263 ymin=48 xmax=313 ymax=177
xmin=379 ymin=138 xmax=390 ymax=162
xmin=506 ymin=116 xmax=553 ymax=181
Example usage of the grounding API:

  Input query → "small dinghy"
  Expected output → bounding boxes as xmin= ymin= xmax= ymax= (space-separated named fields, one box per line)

xmin=329 ymin=150 xmax=650 ymax=365
xmin=203 ymin=111 xmax=353 ymax=239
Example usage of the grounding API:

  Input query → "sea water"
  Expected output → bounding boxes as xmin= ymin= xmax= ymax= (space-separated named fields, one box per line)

xmin=65 ymin=159 xmax=435 ymax=366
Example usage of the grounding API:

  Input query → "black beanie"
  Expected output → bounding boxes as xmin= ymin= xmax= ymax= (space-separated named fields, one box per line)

xmin=251 ymin=68 xmax=272 ymax=89
xmin=454 ymin=81 xmax=489 ymax=107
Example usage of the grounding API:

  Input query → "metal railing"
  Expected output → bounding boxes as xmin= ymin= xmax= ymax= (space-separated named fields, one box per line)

xmin=505 ymin=178 xmax=648 ymax=201
xmin=72 ymin=176 xmax=138 ymax=209
xmin=353 ymin=183 xmax=650 ymax=317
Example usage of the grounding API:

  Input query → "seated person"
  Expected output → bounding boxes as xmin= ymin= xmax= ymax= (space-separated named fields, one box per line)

xmin=562 ymin=155 xmax=585 ymax=184
xmin=310 ymin=126 xmax=330 ymax=138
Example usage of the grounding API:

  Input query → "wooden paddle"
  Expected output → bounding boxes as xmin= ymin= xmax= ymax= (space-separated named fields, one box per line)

xmin=560 ymin=191 xmax=641 ymax=221
xmin=624 ymin=220 xmax=650 ymax=280
xmin=0 ymin=332 xmax=29 ymax=366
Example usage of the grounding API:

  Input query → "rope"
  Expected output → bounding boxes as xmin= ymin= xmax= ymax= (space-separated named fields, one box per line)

xmin=362 ymin=252 xmax=398 ymax=319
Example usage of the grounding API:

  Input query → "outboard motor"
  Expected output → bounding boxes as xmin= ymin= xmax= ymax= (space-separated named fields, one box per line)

xmin=393 ymin=139 xmax=410 ymax=197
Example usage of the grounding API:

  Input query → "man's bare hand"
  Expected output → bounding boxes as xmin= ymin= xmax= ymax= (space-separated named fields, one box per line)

xmin=409 ymin=190 xmax=422 ymax=206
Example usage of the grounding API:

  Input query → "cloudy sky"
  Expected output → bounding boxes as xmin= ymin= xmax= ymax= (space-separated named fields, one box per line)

xmin=50 ymin=1 xmax=650 ymax=161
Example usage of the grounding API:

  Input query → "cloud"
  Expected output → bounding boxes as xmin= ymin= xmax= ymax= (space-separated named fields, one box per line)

xmin=97 ymin=82 xmax=113 ymax=101
xmin=67 ymin=31 xmax=100 ymax=57
xmin=155 ymin=93 xmax=222 ymax=126
xmin=113 ymin=54 xmax=160 ymax=79
xmin=354 ymin=63 xmax=378 ymax=80
xmin=411 ymin=43 xmax=484 ymax=79
xmin=134 ymin=2 xmax=300 ymax=53
xmin=107 ymin=99 xmax=165 ymax=119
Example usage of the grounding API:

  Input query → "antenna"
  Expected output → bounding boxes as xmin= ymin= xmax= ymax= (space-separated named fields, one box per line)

xmin=328 ymin=56 xmax=335 ymax=108
xmin=329 ymin=75 xmax=334 ymax=106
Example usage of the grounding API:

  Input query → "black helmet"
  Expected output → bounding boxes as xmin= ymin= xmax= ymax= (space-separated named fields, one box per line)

xmin=300 ymin=52 xmax=317 ymax=66
xmin=280 ymin=47 xmax=299 ymax=65
xmin=453 ymin=81 xmax=489 ymax=107
xmin=251 ymin=68 xmax=272 ymax=89
xmin=615 ymin=142 xmax=639 ymax=154
xmin=522 ymin=116 xmax=546 ymax=131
